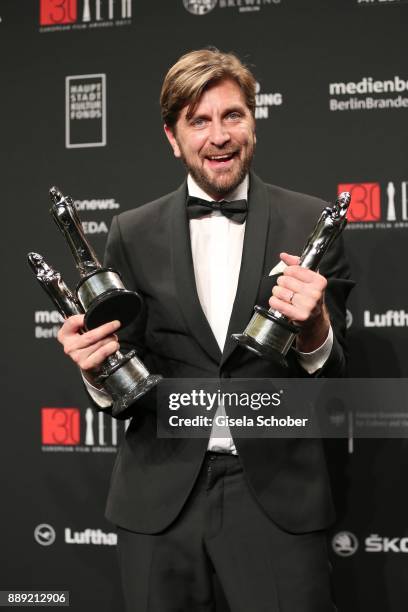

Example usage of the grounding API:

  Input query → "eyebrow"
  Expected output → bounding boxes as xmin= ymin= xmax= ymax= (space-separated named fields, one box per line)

xmin=189 ymin=104 xmax=247 ymax=121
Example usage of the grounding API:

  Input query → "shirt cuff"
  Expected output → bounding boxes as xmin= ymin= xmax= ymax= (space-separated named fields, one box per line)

xmin=295 ymin=326 xmax=333 ymax=374
xmin=81 ymin=371 xmax=113 ymax=408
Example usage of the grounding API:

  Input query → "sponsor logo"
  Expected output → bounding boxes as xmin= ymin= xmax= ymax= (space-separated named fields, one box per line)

xmin=183 ymin=0 xmax=217 ymax=14
xmin=338 ymin=181 xmax=408 ymax=229
xmin=357 ymin=0 xmax=406 ymax=5
xmin=366 ymin=534 xmax=408 ymax=552
xmin=66 ymin=74 xmax=106 ymax=148
xmin=332 ymin=531 xmax=359 ymax=556
xmin=183 ymin=0 xmax=282 ymax=15
xmin=329 ymin=76 xmax=408 ymax=111
xmin=34 ymin=524 xmax=117 ymax=546
xmin=82 ymin=220 xmax=109 ymax=234
xmin=34 ymin=523 xmax=56 ymax=546
xmin=255 ymin=81 xmax=283 ymax=119
xmin=74 ymin=198 xmax=119 ymax=211
xmin=334 ymin=532 xmax=408 ymax=555
xmin=41 ymin=407 xmax=129 ymax=453
xmin=364 ymin=310 xmax=408 ymax=328
xmin=35 ymin=309 xmax=63 ymax=339
xmin=65 ymin=527 xmax=117 ymax=545
xmin=39 ymin=0 xmax=132 ymax=32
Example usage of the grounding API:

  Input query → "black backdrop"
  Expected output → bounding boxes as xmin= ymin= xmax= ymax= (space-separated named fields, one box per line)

xmin=2 ymin=1 xmax=408 ymax=610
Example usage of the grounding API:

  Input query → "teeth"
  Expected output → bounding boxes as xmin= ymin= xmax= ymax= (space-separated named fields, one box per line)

xmin=209 ymin=154 xmax=232 ymax=160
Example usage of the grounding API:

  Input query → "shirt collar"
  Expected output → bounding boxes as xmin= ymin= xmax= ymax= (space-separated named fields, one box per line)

xmin=187 ymin=174 xmax=249 ymax=202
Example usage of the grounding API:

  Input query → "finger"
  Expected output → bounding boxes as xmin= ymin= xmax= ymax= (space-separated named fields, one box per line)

xmin=64 ymin=320 xmax=121 ymax=352
xmin=69 ymin=335 xmax=119 ymax=364
xmin=280 ymin=252 xmax=300 ymax=266
xmin=57 ymin=315 xmax=85 ymax=342
xmin=283 ymin=266 xmax=328 ymax=289
xmin=269 ymin=295 xmax=316 ymax=323
xmin=78 ymin=340 xmax=120 ymax=371
xmin=277 ymin=275 xmax=322 ymax=299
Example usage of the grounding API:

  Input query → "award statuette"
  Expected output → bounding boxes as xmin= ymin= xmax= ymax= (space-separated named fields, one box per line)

xmin=49 ymin=186 xmax=141 ymax=330
xmin=232 ymin=191 xmax=351 ymax=365
xmin=28 ymin=252 xmax=161 ymax=413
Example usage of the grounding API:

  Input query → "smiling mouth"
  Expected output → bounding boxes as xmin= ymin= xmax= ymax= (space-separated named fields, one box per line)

xmin=205 ymin=152 xmax=238 ymax=166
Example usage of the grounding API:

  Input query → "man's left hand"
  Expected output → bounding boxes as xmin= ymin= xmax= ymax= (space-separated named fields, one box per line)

xmin=269 ymin=252 xmax=330 ymax=352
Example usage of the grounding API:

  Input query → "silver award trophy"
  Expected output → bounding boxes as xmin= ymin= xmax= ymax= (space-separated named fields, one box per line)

xmin=28 ymin=252 xmax=161 ymax=413
xmin=232 ymin=192 xmax=351 ymax=365
xmin=49 ymin=186 xmax=140 ymax=330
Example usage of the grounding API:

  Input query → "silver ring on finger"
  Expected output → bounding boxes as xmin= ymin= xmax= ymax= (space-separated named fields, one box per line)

xmin=289 ymin=291 xmax=295 ymax=305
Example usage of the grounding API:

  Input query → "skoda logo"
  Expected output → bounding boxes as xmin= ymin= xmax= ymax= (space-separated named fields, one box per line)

xmin=183 ymin=0 xmax=217 ymax=15
xmin=332 ymin=531 xmax=359 ymax=557
xmin=34 ymin=523 xmax=56 ymax=546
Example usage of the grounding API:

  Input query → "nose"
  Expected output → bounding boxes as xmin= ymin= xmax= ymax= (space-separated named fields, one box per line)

xmin=209 ymin=118 xmax=231 ymax=147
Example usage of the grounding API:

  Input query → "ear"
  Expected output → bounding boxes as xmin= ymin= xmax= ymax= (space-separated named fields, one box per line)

xmin=164 ymin=124 xmax=182 ymax=158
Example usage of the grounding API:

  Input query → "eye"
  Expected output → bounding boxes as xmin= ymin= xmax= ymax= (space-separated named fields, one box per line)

xmin=227 ymin=111 xmax=242 ymax=120
xmin=190 ymin=117 xmax=207 ymax=127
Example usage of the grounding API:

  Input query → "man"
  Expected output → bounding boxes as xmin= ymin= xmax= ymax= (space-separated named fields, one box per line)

xmin=58 ymin=49 xmax=353 ymax=611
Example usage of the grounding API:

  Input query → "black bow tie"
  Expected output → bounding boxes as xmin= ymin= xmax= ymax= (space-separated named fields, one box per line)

xmin=186 ymin=196 xmax=248 ymax=224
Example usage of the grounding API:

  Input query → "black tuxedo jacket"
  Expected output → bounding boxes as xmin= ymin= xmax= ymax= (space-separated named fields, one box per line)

xmin=100 ymin=173 xmax=353 ymax=535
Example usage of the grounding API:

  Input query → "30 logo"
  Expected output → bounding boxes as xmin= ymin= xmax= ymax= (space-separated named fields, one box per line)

xmin=338 ymin=182 xmax=381 ymax=222
xmin=42 ymin=408 xmax=80 ymax=445
xmin=40 ymin=0 xmax=77 ymax=25
xmin=332 ymin=531 xmax=359 ymax=557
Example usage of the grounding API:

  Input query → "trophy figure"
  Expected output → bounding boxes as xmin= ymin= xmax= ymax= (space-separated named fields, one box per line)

xmin=232 ymin=192 xmax=351 ymax=365
xmin=28 ymin=252 xmax=161 ymax=414
xmin=49 ymin=186 xmax=141 ymax=330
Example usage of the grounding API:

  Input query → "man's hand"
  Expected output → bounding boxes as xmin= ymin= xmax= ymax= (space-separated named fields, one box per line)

xmin=269 ymin=252 xmax=330 ymax=352
xmin=57 ymin=315 xmax=121 ymax=383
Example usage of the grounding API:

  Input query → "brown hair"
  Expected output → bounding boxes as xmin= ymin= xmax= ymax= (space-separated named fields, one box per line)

xmin=160 ymin=48 xmax=256 ymax=129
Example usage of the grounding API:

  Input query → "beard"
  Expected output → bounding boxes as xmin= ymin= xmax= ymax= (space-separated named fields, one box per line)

xmin=180 ymin=143 xmax=255 ymax=200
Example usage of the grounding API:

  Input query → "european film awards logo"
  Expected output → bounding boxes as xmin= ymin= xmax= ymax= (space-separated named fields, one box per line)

xmin=41 ymin=407 xmax=129 ymax=452
xmin=66 ymin=74 xmax=106 ymax=149
xmin=338 ymin=181 xmax=408 ymax=229
xmin=39 ymin=0 xmax=132 ymax=31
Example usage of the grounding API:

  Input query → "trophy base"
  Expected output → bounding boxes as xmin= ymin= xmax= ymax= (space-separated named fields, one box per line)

xmin=97 ymin=349 xmax=162 ymax=416
xmin=77 ymin=268 xmax=141 ymax=330
xmin=232 ymin=333 xmax=289 ymax=367
xmin=84 ymin=289 xmax=141 ymax=330
xmin=232 ymin=306 xmax=299 ymax=366
xmin=111 ymin=374 xmax=162 ymax=416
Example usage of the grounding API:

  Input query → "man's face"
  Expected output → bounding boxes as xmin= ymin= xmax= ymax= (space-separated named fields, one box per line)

xmin=164 ymin=78 xmax=256 ymax=200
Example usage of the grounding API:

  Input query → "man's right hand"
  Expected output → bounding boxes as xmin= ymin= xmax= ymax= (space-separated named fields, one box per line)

xmin=57 ymin=315 xmax=121 ymax=383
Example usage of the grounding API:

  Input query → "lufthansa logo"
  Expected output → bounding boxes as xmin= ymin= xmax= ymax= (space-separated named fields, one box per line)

xmin=34 ymin=523 xmax=56 ymax=546
xmin=183 ymin=0 xmax=217 ymax=15
xmin=332 ymin=531 xmax=359 ymax=557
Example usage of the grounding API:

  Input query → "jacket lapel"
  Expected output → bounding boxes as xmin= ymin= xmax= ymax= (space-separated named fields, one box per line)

xmin=170 ymin=181 xmax=222 ymax=364
xmin=221 ymin=173 xmax=271 ymax=366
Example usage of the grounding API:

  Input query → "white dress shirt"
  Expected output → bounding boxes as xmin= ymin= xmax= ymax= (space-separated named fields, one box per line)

xmin=84 ymin=175 xmax=333 ymax=455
